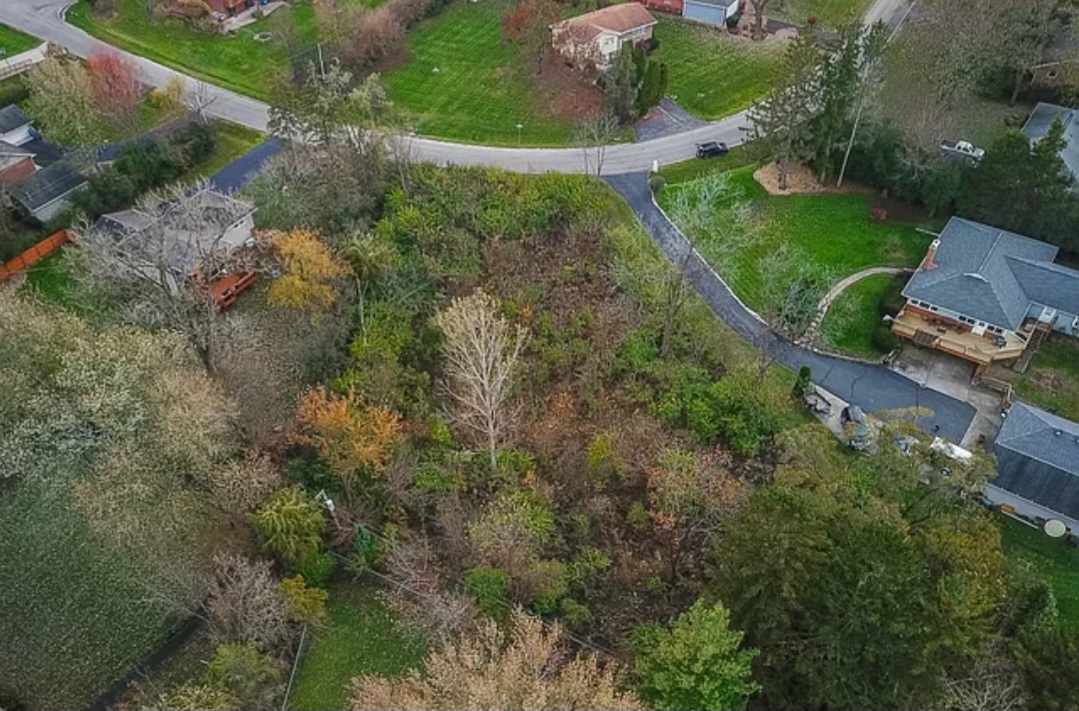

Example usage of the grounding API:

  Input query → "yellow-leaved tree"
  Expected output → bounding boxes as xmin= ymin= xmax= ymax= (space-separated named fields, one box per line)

xmin=293 ymin=387 xmax=401 ymax=481
xmin=265 ymin=229 xmax=350 ymax=313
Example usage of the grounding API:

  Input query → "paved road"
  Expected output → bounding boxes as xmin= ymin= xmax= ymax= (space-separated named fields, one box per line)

xmin=1 ymin=0 xmax=910 ymax=174
xmin=605 ymin=172 xmax=976 ymax=443
xmin=208 ymin=137 xmax=284 ymax=192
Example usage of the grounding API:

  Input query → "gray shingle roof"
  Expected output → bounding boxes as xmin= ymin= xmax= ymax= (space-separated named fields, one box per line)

xmin=994 ymin=402 xmax=1079 ymax=520
xmin=9 ymin=160 xmax=86 ymax=212
xmin=1022 ymin=101 xmax=1079 ymax=181
xmin=1005 ymin=256 xmax=1079 ymax=316
xmin=902 ymin=218 xmax=1063 ymax=330
xmin=0 ymin=105 xmax=30 ymax=135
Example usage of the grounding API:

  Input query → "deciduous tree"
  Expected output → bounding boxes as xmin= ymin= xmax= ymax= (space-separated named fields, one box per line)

xmin=435 ymin=289 xmax=527 ymax=473
xmin=633 ymin=600 xmax=759 ymax=711
xmin=26 ymin=57 xmax=104 ymax=147
xmin=265 ymin=229 xmax=351 ymax=313
xmin=85 ymin=49 xmax=142 ymax=135
xmin=350 ymin=609 xmax=644 ymax=710
xmin=293 ymin=386 xmax=402 ymax=481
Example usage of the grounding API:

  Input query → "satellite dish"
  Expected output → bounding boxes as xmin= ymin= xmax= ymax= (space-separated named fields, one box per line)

xmin=1045 ymin=520 xmax=1067 ymax=538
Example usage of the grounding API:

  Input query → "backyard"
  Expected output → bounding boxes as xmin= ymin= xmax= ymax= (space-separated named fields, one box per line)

xmin=651 ymin=17 xmax=780 ymax=120
xmin=0 ymin=23 xmax=41 ymax=56
xmin=1002 ymin=516 xmax=1079 ymax=626
xmin=658 ymin=164 xmax=932 ymax=312
xmin=778 ymin=0 xmax=872 ymax=29
xmin=1012 ymin=336 xmax=1079 ymax=423
xmin=289 ymin=584 xmax=426 ymax=711
xmin=820 ymin=273 xmax=897 ymax=357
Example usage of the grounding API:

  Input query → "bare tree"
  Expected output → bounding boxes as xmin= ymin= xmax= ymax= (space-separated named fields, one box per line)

xmin=205 ymin=554 xmax=293 ymax=652
xmin=940 ymin=649 xmax=1027 ymax=711
xmin=749 ymin=0 xmax=769 ymax=40
xmin=575 ymin=111 xmax=619 ymax=178
xmin=184 ymin=79 xmax=218 ymax=124
xmin=434 ymin=290 xmax=528 ymax=473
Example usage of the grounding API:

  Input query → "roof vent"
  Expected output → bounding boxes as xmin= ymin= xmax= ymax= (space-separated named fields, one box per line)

xmin=1054 ymin=429 xmax=1064 ymax=437
xmin=963 ymin=272 xmax=989 ymax=283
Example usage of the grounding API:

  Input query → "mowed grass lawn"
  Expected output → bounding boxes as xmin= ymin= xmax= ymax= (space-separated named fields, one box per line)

xmin=1002 ymin=516 xmax=1079 ymax=626
xmin=659 ymin=166 xmax=933 ymax=310
xmin=821 ymin=273 xmax=893 ymax=356
xmin=781 ymin=0 xmax=871 ymax=28
xmin=67 ymin=0 xmax=310 ymax=98
xmin=0 ymin=23 xmax=41 ymax=56
xmin=383 ymin=1 xmax=577 ymax=146
xmin=652 ymin=18 xmax=781 ymax=120
xmin=1012 ymin=336 xmax=1079 ymax=423
xmin=290 ymin=584 xmax=425 ymax=711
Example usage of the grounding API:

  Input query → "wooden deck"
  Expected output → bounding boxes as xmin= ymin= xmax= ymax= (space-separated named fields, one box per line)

xmin=892 ymin=309 xmax=1027 ymax=366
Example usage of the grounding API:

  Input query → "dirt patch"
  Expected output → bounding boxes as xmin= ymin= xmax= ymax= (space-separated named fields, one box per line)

xmin=754 ymin=161 xmax=874 ymax=196
xmin=533 ymin=51 xmax=603 ymax=122
xmin=1029 ymin=369 xmax=1065 ymax=395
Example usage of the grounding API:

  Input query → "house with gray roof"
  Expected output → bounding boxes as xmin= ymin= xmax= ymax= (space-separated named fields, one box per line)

xmin=9 ymin=160 xmax=87 ymax=222
xmin=892 ymin=217 xmax=1079 ymax=374
xmin=0 ymin=104 xmax=32 ymax=146
xmin=1021 ymin=102 xmax=1079 ymax=182
xmin=990 ymin=402 xmax=1079 ymax=533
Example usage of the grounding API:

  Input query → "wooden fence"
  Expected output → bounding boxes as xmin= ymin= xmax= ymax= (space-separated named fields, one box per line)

xmin=0 ymin=44 xmax=48 ymax=81
xmin=0 ymin=230 xmax=69 ymax=280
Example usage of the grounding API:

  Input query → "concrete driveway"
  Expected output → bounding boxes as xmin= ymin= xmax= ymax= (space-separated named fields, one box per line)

xmin=605 ymin=171 xmax=976 ymax=444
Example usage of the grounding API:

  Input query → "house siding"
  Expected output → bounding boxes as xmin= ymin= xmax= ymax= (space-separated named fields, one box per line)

xmin=985 ymin=485 xmax=1079 ymax=535
xmin=0 ymin=157 xmax=36 ymax=185
xmin=682 ymin=0 xmax=735 ymax=25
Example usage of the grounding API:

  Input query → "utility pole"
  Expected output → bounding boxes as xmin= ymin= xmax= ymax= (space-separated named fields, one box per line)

xmin=317 ymin=42 xmax=326 ymax=79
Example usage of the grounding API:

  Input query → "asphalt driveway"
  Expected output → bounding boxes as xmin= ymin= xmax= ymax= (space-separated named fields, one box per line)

xmin=605 ymin=171 xmax=976 ymax=443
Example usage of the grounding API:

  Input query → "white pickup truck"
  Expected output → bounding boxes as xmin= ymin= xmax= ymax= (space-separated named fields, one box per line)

xmin=939 ymin=139 xmax=986 ymax=161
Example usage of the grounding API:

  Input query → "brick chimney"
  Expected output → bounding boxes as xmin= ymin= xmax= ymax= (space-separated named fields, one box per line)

xmin=921 ymin=238 xmax=941 ymax=271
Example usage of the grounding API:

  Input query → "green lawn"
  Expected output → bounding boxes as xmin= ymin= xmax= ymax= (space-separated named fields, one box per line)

xmin=0 ymin=23 xmax=41 ymax=57
xmin=652 ymin=18 xmax=780 ymax=120
xmin=1013 ymin=336 xmax=1079 ymax=423
xmin=780 ymin=0 xmax=871 ymax=29
xmin=67 ymin=0 xmax=305 ymax=99
xmin=20 ymin=250 xmax=77 ymax=307
xmin=659 ymin=165 xmax=932 ymax=311
xmin=195 ymin=121 xmax=265 ymax=177
xmin=382 ymin=1 xmax=578 ymax=146
xmin=1002 ymin=516 xmax=1079 ymax=626
xmin=657 ymin=146 xmax=756 ymax=183
xmin=821 ymin=273 xmax=893 ymax=356
xmin=289 ymin=584 xmax=426 ymax=711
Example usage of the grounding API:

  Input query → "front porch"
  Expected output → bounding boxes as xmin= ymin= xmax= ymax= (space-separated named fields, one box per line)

xmin=891 ymin=308 xmax=1028 ymax=367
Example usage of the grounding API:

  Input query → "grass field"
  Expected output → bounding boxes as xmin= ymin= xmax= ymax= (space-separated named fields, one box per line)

xmin=652 ymin=18 xmax=780 ymax=120
xmin=0 ymin=476 xmax=174 ymax=709
xmin=821 ymin=274 xmax=892 ymax=356
xmin=1002 ymin=516 xmax=1079 ymax=626
xmin=780 ymin=0 xmax=871 ymax=29
xmin=659 ymin=165 xmax=932 ymax=311
xmin=0 ymin=23 xmax=41 ymax=57
xmin=382 ymin=1 xmax=579 ymax=146
xmin=67 ymin=0 xmax=304 ymax=98
xmin=289 ymin=584 xmax=426 ymax=711
xmin=1012 ymin=336 xmax=1079 ymax=423
xmin=195 ymin=121 xmax=265 ymax=176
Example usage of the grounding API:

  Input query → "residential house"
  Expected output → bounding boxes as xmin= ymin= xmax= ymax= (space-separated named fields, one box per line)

xmin=1021 ymin=102 xmax=1079 ymax=182
xmin=891 ymin=217 xmax=1079 ymax=376
xmin=9 ymin=160 xmax=87 ymax=222
xmin=0 ymin=140 xmax=36 ymax=185
xmin=0 ymin=105 xmax=33 ymax=146
xmin=86 ymin=188 xmax=257 ymax=307
xmin=552 ymin=3 xmax=657 ymax=70
xmin=990 ymin=402 xmax=1079 ymax=534
xmin=682 ymin=0 xmax=740 ymax=27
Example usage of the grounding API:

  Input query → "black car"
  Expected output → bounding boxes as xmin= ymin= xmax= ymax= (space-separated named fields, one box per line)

xmin=696 ymin=141 xmax=729 ymax=159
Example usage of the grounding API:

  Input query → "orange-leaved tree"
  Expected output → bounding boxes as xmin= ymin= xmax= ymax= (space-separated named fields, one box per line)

xmin=293 ymin=387 xmax=401 ymax=481
xmin=265 ymin=229 xmax=350 ymax=313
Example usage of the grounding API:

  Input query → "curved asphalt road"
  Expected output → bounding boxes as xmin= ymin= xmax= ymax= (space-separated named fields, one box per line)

xmin=0 ymin=0 xmax=912 ymax=174
xmin=605 ymin=173 xmax=976 ymax=443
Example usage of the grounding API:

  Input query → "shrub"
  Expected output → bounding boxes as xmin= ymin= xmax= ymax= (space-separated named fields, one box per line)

xmin=627 ymin=501 xmax=651 ymax=531
xmin=115 ymin=140 xmax=184 ymax=192
xmin=172 ymin=122 xmax=216 ymax=167
xmin=465 ymin=566 xmax=512 ymax=618
xmin=871 ymin=324 xmax=900 ymax=354
xmin=205 ymin=643 xmax=280 ymax=706
xmin=70 ymin=169 xmax=136 ymax=219
xmin=560 ymin=598 xmax=593 ymax=629
xmin=877 ymin=274 xmax=908 ymax=318
xmin=250 ymin=486 xmax=326 ymax=568
xmin=295 ymin=551 xmax=336 ymax=588
xmin=525 ymin=559 xmax=570 ymax=614
xmin=279 ymin=575 xmax=329 ymax=623
xmin=649 ymin=175 xmax=667 ymax=194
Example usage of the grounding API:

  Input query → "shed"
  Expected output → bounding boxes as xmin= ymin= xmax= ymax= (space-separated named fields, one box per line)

xmin=0 ymin=104 xmax=33 ymax=146
xmin=9 ymin=160 xmax=87 ymax=222
xmin=682 ymin=0 xmax=740 ymax=27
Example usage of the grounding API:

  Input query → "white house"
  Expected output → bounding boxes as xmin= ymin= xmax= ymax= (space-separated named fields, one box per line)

xmin=552 ymin=3 xmax=657 ymax=70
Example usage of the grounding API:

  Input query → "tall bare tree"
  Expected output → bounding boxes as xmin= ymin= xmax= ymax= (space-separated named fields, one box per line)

xmin=575 ymin=111 xmax=620 ymax=177
xmin=434 ymin=289 xmax=528 ymax=473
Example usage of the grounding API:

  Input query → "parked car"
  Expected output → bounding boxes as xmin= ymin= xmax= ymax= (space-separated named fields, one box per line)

xmin=939 ymin=139 xmax=985 ymax=161
xmin=841 ymin=405 xmax=874 ymax=451
xmin=696 ymin=141 xmax=729 ymax=159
